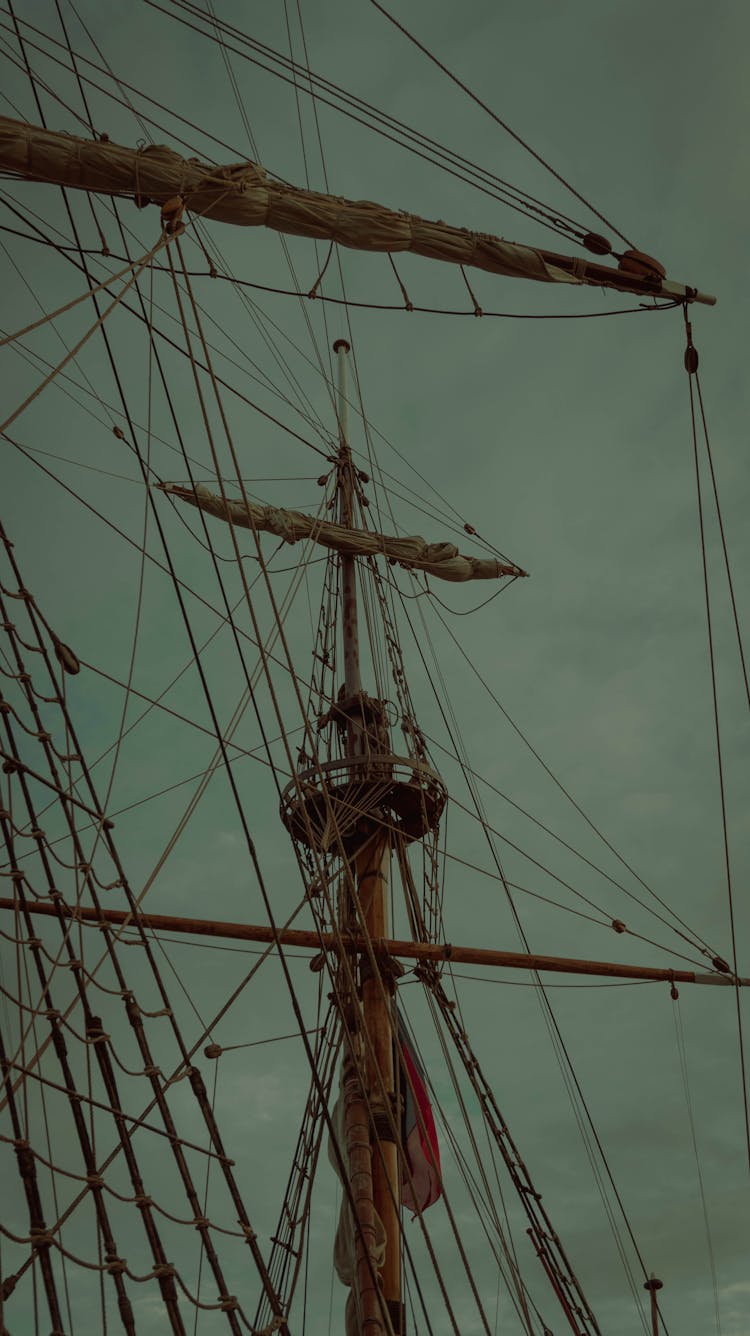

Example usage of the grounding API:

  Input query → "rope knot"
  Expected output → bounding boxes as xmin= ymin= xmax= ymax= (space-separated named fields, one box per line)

xmin=29 ymin=1228 xmax=54 ymax=1248
xmin=151 ymin=1262 xmax=175 ymax=1279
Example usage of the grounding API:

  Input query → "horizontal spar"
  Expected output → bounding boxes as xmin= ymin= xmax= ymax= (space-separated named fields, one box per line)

xmin=0 ymin=115 xmax=715 ymax=305
xmin=157 ymin=482 xmax=526 ymax=583
xmin=0 ymin=899 xmax=742 ymax=986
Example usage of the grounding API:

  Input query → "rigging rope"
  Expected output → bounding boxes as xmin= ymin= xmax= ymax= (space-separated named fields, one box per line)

xmin=367 ymin=0 xmax=635 ymax=249
xmin=393 ymin=577 xmax=656 ymax=1329
xmin=0 ymin=192 xmax=334 ymax=458
xmin=74 ymin=253 xmax=681 ymax=321
xmin=0 ymin=20 xmax=328 ymax=1298
xmin=683 ymin=309 xmax=750 ymax=1173
xmin=425 ymin=596 xmax=722 ymax=959
xmin=670 ymin=995 xmax=722 ymax=1334
xmin=148 ymin=0 xmax=612 ymax=248
xmin=0 ymin=232 xmax=173 ymax=437
xmin=1 ymin=7 xmax=737 ymax=1325
xmin=164 ymin=229 xmax=497 ymax=1336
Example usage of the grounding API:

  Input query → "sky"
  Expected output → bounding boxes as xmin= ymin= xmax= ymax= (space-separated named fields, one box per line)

xmin=1 ymin=1 xmax=749 ymax=1334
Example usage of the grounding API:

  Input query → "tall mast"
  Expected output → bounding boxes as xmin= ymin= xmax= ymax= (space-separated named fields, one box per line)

xmin=334 ymin=339 xmax=402 ymax=1334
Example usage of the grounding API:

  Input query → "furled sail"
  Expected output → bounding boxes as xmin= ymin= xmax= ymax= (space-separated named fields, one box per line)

xmin=158 ymin=481 xmax=527 ymax=583
xmin=0 ymin=116 xmax=714 ymax=303
xmin=327 ymin=1024 xmax=441 ymax=1336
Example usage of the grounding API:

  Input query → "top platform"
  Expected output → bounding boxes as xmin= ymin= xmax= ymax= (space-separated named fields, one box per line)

xmin=279 ymin=754 xmax=447 ymax=854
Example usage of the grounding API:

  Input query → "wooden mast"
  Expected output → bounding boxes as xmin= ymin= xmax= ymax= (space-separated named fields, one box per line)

xmin=334 ymin=338 xmax=402 ymax=1334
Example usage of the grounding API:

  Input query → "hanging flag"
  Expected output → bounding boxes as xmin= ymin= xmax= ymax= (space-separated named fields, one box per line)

xmin=398 ymin=1021 xmax=441 ymax=1213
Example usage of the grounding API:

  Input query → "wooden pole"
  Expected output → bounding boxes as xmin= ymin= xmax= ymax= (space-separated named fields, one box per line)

xmin=335 ymin=338 xmax=399 ymax=1333
xmin=644 ymin=1275 xmax=663 ymax=1336
xmin=0 ymin=900 xmax=743 ymax=987
xmin=343 ymin=1057 xmax=385 ymax=1336
xmin=334 ymin=340 xmax=362 ymax=719
xmin=358 ymin=837 xmax=401 ymax=1332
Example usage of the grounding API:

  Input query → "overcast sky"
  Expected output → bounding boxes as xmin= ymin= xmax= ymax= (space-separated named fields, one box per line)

xmin=2 ymin=2 xmax=749 ymax=1334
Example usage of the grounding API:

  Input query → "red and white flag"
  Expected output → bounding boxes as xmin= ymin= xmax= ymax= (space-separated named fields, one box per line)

xmin=399 ymin=1022 xmax=441 ymax=1213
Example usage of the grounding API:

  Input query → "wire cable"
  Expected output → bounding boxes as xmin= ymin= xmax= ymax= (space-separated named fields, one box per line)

xmin=367 ymin=0 xmax=635 ymax=248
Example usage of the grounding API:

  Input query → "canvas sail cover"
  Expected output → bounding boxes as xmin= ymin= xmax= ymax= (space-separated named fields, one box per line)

xmin=0 ymin=115 xmax=574 ymax=287
xmin=158 ymin=482 xmax=525 ymax=583
xmin=328 ymin=1069 xmax=387 ymax=1336
xmin=0 ymin=117 xmax=715 ymax=304
xmin=328 ymin=1024 xmax=441 ymax=1333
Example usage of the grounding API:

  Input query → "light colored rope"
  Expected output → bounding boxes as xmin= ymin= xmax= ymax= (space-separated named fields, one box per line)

xmin=0 ymin=230 xmax=173 ymax=435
